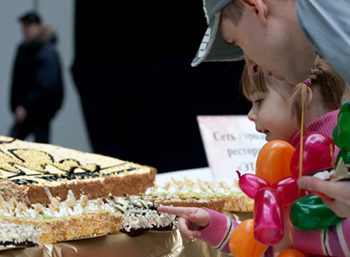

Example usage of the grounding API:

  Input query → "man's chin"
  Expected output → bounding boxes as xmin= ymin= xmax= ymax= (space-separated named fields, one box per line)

xmin=273 ymin=75 xmax=285 ymax=81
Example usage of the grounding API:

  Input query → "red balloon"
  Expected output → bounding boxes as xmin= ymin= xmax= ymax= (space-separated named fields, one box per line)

xmin=290 ymin=132 xmax=334 ymax=177
xmin=272 ymin=176 xmax=299 ymax=205
xmin=256 ymin=140 xmax=294 ymax=184
xmin=238 ymin=173 xmax=270 ymax=199
xmin=254 ymin=187 xmax=284 ymax=245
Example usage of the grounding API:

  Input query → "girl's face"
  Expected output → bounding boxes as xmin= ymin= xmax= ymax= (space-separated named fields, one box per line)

xmin=247 ymin=82 xmax=300 ymax=142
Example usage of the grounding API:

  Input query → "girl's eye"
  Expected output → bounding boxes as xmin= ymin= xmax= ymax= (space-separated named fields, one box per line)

xmin=254 ymin=99 xmax=263 ymax=106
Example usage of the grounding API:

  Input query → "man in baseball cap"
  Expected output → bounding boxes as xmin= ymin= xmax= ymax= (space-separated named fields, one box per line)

xmin=191 ymin=0 xmax=350 ymax=88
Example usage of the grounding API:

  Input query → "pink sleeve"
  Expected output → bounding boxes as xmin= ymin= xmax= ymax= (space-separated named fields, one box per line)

xmin=197 ymin=208 xmax=238 ymax=254
xmin=293 ymin=218 xmax=350 ymax=256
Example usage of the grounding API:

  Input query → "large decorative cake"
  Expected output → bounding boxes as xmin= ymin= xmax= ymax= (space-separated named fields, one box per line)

xmin=0 ymin=136 xmax=156 ymax=205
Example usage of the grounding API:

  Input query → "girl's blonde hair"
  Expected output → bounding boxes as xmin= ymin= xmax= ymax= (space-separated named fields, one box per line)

xmin=242 ymin=56 xmax=349 ymax=125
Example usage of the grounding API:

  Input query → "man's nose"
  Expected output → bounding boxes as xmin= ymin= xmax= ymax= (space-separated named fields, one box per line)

xmin=244 ymin=54 xmax=261 ymax=75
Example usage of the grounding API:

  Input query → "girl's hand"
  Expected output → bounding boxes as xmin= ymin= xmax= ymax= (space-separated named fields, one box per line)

xmin=157 ymin=206 xmax=210 ymax=240
xmin=15 ymin=106 xmax=27 ymax=123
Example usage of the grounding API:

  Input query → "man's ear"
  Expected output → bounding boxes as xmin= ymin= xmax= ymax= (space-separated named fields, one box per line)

xmin=240 ymin=0 xmax=268 ymax=25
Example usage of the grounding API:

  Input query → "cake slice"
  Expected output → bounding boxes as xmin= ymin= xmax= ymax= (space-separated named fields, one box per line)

xmin=139 ymin=195 xmax=226 ymax=213
xmin=0 ymin=191 xmax=123 ymax=243
xmin=107 ymin=195 xmax=178 ymax=236
xmin=0 ymin=136 xmax=156 ymax=205
xmin=146 ymin=177 xmax=254 ymax=212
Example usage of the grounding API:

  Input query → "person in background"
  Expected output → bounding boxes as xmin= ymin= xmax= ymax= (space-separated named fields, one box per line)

xmin=9 ymin=11 xmax=64 ymax=143
xmin=159 ymin=57 xmax=350 ymax=256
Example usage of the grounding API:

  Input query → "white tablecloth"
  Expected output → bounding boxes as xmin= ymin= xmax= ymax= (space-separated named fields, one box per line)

xmin=155 ymin=167 xmax=214 ymax=187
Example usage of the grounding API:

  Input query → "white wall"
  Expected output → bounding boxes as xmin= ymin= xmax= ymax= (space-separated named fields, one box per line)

xmin=0 ymin=1 xmax=91 ymax=152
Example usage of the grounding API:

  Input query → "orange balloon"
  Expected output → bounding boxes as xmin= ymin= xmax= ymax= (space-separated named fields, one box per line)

xmin=229 ymin=219 xmax=268 ymax=257
xmin=256 ymin=140 xmax=294 ymax=184
xmin=277 ymin=249 xmax=307 ymax=257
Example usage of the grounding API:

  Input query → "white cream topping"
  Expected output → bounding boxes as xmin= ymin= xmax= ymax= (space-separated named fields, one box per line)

xmin=313 ymin=170 xmax=334 ymax=180
xmin=122 ymin=208 xmax=176 ymax=232
xmin=146 ymin=178 xmax=242 ymax=197
xmin=0 ymin=223 xmax=41 ymax=245
xmin=0 ymin=199 xmax=115 ymax=219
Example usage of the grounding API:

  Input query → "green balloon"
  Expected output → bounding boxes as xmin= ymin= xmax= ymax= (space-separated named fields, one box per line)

xmin=332 ymin=124 xmax=342 ymax=148
xmin=338 ymin=101 xmax=350 ymax=133
xmin=290 ymin=194 xmax=343 ymax=231
xmin=336 ymin=147 xmax=350 ymax=165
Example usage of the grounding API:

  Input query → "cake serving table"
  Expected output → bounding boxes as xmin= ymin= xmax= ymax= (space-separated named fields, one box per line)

xmin=1 ymin=230 xmax=232 ymax=257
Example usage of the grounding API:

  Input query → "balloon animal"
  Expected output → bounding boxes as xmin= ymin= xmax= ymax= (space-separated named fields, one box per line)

xmin=235 ymin=132 xmax=338 ymax=249
xmin=238 ymin=140 xmax=296 ymax=245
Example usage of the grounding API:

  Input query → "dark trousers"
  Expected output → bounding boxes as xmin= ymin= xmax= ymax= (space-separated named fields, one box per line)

xmin=9 ymin=118 xmax=50 ymax=143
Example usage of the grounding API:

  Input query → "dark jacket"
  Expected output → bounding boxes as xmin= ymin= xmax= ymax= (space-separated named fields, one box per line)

xmin=10 ymin=25 xmax=64 ymax=121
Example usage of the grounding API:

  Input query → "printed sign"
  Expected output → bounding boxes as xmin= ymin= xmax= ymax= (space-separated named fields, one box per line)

xmin=197 ymin=115 xmax=266 ymax=183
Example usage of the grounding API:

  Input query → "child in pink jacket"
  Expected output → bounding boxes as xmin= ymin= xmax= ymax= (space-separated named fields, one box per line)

xmin=159 ymin=57 xmax=350 ymax=256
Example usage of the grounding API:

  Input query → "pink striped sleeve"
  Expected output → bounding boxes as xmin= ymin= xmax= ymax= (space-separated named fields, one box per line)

xmin=327 ymin=219 xmax=350 ymax=257
xmin=293 ymin=218 xmax=350 ymax=256
xmin=198 ymin=208 xmax=238 ymax=254
xmin=293 ymin=228 xmax=324 ymax=255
